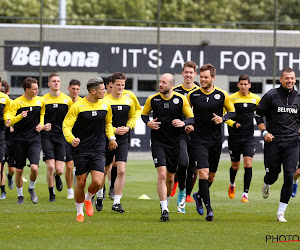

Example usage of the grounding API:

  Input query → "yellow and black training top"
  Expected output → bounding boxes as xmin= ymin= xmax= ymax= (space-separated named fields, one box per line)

xmin=226 ymin=91 xmax=261 ymax=142
xmin=123 ymin=89 xmax=142 ymax=125
xmin=63 ymin=97 xmax=114 ymax=152
xmin=0 ymin=92 xmax=11 ymax=132
xmin=43 ymin=92 xmax=72 ymax=135
xmin=104 ymin=93 xmax=135 ymax=143
xmin=142 ymin=92 xmax=194 ymax=146
xmin=173 ymin=84 xmax=200 ymax=140
xmin=187 ymin=86 xmax=235 ymax=142
xmin=10 ymin=95 xmax=45 ymax=142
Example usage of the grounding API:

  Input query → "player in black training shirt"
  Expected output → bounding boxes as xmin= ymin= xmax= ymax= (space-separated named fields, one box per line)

xmin=142 ymin=73 xmax=194 ymax=221
xmin=226 ymin=75 xmax=260 ymax=203
xmin=42 ymin=73 xmax=72 ymax=202
xmin=187 ymin=64 xmax=235 ymax=221
xmin=0 ymin=78 xmax=11 ymax=199
xmin=63 ymin=76 xmax=116 ymax=222
xmin=10 ymin=77 xmax=49 ymax=205
xmin=255 ymin=68 xmax=300 ymax=222
xmin=172 ymin=61 xmax=199 ymax=213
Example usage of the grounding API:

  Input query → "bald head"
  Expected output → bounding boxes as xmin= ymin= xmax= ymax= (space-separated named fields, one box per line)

xmin=160 ymin=73 xmax=175 ymax=85
xmin=159 ymin=73 xmax=175 ymax=95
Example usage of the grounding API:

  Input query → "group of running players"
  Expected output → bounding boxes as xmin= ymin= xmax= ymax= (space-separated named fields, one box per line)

xmin=0 ymin=62 xmax=299 ymax=223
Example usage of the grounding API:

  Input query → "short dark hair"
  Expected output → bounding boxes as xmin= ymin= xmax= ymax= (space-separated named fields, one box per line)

xmin=112 ymin=72 xmax=126 ymax=83
xmin=238 ymin=74 xmax=250 ymax=83
xmin=1 ymin=80 xmax=10 ymax=94
xmin=87 ymin=76 xmax=104 ymax=92
xmin=23 ymin=77 xmax=38 ymax=90
xmin=69 ymin=79 xmax=81 ymax=87
xmin=183 ymin=61 xmax=197 ymax=72
xmin=106 ymin=76 xmax=113 ymax=85
xmin=200 ymin=63 xmax=216 ymax=77
xmin=281 ymin=68 xmax=294 ymax=77
xmin=48 ymin=72 xmax=59 ymax=81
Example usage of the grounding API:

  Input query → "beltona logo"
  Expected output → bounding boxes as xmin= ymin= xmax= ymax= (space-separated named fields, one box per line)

xmin=11 ymin=46 xmax=100 ymax=67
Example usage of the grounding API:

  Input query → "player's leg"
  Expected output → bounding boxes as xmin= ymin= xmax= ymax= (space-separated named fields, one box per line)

xmin=262 ymin=142 xmax=281 ymax=199
xmin=54 ymin=160 xmax=65 ymax=192
xmin=292 ymin=168 xmax=300 ymax=197
xmin=110 ymin=164 xmax=117 ymax=200
xmin=73 ymin=152 xmax=88 ymax=222
xmin=27 ymin=141 xmax=41 ymax=204
xmin=207 ymin=141 xmax=222 ymax=188
xmin=291 ymin=145 xmax=300 ymax=197
xmin=176 ymin=139 xmax=188 ymax=211
xmin=0 ymin=162 xmax=6 ymax=199
xmin=228 ymin=161 xmax=239 ymax=199
xmin=7 ymin=142 xmax=16 ymax=190
xmin=242 ymin=156 xmax=253 ymax=202
xmin=46 ymin=159 xmax=56 ymax=201
xmin=95 ymin=164 xmax=110 ymax=212
xmin=42 ymin=135 xmax=56 ymax=201
xmin=157 ymin=166 xmax=169 ymax=221
xmin=85 ymin=159 xmax=105 ymax=218
xmin=112 ymin=143 xmax=128 ymax=213
xmin=185 ymin=141 xmax=196 ymax=202
xmin=65 ymin=160 xmax=74 ymax=199
xmin=65 ymin=141 xmax=75 ymax=196
xmin=277 ymin=141 xmax=298 ymax=222
xmin=198 ymin=168 xmax=213 ymax=221
xmin=75 ymin=173 xmax=87 ymax=222
xmin=0 ymin=136 xmax=6 ymax=199
xmin=152 ymin=143 xmax=169 ymax=221
xmin=53 ymin=138 xmax=66 ymax=193
xmin=14 ymin=141 xmax=27 ymax=204
xmin=112 ymin=161 xmax=126 ymax=212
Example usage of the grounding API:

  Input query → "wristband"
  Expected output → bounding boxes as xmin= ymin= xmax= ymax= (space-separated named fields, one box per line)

xmin=109 ymin=136 xmax=116 ymax=140
xmin=262 ymin=131 xmax=268 ymax=137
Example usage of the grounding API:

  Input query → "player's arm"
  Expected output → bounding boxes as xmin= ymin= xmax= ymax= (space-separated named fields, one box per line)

xmin=222 ymin=92 xmax=236 ymax=121
xmin=141 ymin=95 xmax=161 ymax=130
xmin=36 ymin=99 xmax=46 ymax=132
xmin=3 ymin=96 xmax=11 ymax=127
xmin=105 ymin=104 xmax=117 ymax=150
xmin=129 ymin=91 xmax=142 ymax=122
xmin=185 ymin=92 xmax=195 ymax=132
xmin=255 ymin=92 xmax=274 ymax=142
xmin=126 ymin=100 xmax=136 ymax=130
xmin=10 ymin=101 xmax=24 ymax=126
xmin=63 ymin=104 xmax=79 ymax=145
xmin=176 ymin=95 xmax=194 ymax=127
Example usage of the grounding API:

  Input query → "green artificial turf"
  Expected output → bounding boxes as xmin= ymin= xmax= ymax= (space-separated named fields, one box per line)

xmin=0 ymin=160 xmax=299 ymax=249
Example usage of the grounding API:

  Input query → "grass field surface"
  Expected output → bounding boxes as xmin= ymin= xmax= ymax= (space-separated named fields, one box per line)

xmin=0 ymin=159 xmax=299 ymax=249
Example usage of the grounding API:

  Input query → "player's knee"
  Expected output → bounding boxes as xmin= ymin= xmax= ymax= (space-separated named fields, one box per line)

xmin=158 ymin=172 xmax=167 ymax=182
xmin=117 ymin=168 xmax=126 ymax=177
xmin=16 ymin=168 xmax=23 ymax=175
xmin=47 ymin=164 xmax=55 ymax=172
xmin=77 ymin=178 xmax=86 ymax=188
xmin=66 ymin=163 xmax=73 ymax=171
xmin=93 ymin=178 xmax=102 ymax=188
xmin=232 ymin=165 xmax=239 ymax=171
xmin=166 ymin=174 xmax=174 ymax=183
xmin=30 ymin=164 xmax=38 ymax=172
xmin=198 ymin=170 xmax=208 ymax=180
